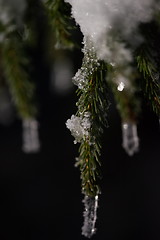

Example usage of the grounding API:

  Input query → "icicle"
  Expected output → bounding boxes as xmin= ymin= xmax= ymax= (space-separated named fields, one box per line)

xmin=22 ymin=118 xmax=40 ymax=153
xmin=51 ymin=55 xmax=73 ymax=94
xmin=122 ymin=122 xmax=139 ymax=156
xmin=82 ymin=195 xmax=99 ymax=238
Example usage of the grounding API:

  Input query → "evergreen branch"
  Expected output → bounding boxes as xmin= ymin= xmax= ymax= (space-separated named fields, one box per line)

xmin=136 ymin=22 xmax=160 ymax=117
xmin=1 ymin=31 xmax=37 ymax=119
xmin=137 ymin=49 xmax=160 ymax=116
xmin=67 ymin=39 xmax=109 ymax=197
xmin=24 ymin=0 xmax=47 ymax=48
xmin=45 ymin=0 xmax=77 ymax=49
xmin=77 ymin=67 xmax=109 ymax=197
xmin=78 ymin=74 xmax=108 ymax=196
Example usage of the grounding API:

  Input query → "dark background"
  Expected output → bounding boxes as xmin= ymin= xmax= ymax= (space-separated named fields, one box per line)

xmin=0 ymin=57 xmax=160 ymax=240
xmin=0 ymin=5 xmax=160 ymax=239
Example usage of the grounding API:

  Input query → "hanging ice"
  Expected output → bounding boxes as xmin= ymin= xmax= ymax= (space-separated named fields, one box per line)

xmin=22 ymin=118 xmax=40 ymax=153
xmin=82 ymin=195 xmax=99 ymax=238
xmin=51 ymin=55 xmax=73 ymax=94
xmin=122 ymin=122 xmax=139 ymax=156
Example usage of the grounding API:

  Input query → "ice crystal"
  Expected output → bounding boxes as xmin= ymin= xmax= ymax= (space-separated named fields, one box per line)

xmin=122 ymin=122 xmax=139 ymax=156
xmin=82 ymin=195 xmax=99 ymax=238
xmin=66 ymin=112 xmax=91 ymax=144
xmin=72 ymin=37 xmax=100 ymax=90
xmin=22 ymin=118 xmax=40 ymax=153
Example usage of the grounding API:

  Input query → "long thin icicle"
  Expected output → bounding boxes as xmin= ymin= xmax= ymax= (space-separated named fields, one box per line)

xmin=82 ymin=195 xmax=99 ymax=238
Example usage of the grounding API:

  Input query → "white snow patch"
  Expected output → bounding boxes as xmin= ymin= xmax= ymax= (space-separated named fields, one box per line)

xmin=65 ymin=0 xmax=160 ymax=64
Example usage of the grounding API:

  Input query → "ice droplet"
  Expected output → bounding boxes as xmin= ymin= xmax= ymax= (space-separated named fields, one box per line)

xmin=117 ymin=81 xmax=125 ymax=91
xmin=122 ymin=122 xmax=139 ymax=156
xmin=22 ymin=118 xmax=40 ymax=153
xmin=110 ymin=62 xmax=116 ymax=67
xmin=82 ymin=195 xmax=98 ymax=238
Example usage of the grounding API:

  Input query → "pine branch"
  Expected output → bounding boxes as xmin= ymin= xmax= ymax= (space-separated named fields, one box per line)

xmin=77 ymin=67 xmax=108 ymax=197
xmin=1 ymin=31 xmax=37 ymax=119
xmin=24 ymin=0 xmax=47 ymax=48
xmin=66 ymin=38 xmax=109 ymax=197
xmin=136 ymin=22 xmax=160 ymax=117
xmin=45 ymin=0 xmax=77 ymax=49
xmin=137 ymin=49 xmax=160 ymax=116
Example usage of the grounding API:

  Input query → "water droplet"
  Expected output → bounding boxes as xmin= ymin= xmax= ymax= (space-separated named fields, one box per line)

xmin=110 ymin=62 xmax=116 ymax=67
xmin=117 ymin=81 xmax=125 ymax=91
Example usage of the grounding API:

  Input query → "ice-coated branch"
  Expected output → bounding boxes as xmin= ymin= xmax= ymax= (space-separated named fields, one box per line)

xmin=66 ymin=37 xmax=109 ymax=197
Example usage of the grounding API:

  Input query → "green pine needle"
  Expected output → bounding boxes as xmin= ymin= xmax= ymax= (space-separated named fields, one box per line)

xmin=75 ymin=55 xmax=109 ymax=196
xmin=45 ymin=0 xmax=77 ymax=49
xmin=136 ymin=45 xmax=160 ymax=117
xmin=1 ymin=32 xmax=37 ymax=119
